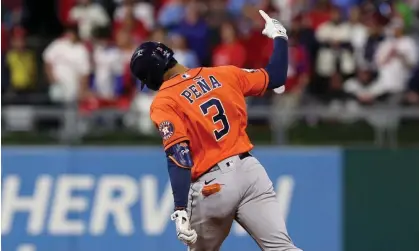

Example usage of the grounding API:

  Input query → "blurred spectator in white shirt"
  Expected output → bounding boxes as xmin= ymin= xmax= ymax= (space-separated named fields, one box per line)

xmin=315 ymin=7 xmax=356 ymax=78
xmin=92 ymin=27 xmax=124 ymax=100
xmin=69 ymin=0 xmax=110 ymax=40
xmin=347 ymin=6 xmax=368 ymax=64
xmin=114 ymin=0 xmax=155 ymax=31
xmin=313 ymin=7 xmax=356 ymax=102
xmin=374 ymin=20 xmax=418 ymax=96
xmin=169 ymin=32 xmax=200 ymax=68
xmin=343 ymin=68 xmax=380 ymax=105
xmin=342 ymin=68 xmax=399 ymax=124
xmin=43 ymin=25 xmax=91 ymax=103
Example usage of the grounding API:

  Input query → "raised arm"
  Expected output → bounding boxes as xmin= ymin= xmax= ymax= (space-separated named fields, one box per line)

xmin=259 ymin=10 xmax=289 ymax=93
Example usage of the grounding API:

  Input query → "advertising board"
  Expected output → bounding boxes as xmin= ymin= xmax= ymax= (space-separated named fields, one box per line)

xmin=2 ymin=147 xmax=342 ymax=251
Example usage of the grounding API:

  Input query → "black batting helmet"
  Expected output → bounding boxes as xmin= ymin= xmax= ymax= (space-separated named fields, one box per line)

xmin=130 ymin=41 xmax=177 ymax=91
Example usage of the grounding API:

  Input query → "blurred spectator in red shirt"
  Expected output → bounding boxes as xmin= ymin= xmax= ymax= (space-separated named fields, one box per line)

xmin=2 ymin=0 xmax=22 ymax=10
xmin=2 ymin=24 xmax=9 ymax=52
xmin=113 ymin=6 xmax=149 ymax=45
xmin=305 ymin=0 xmax=333 ymax=30
xmin=242 ymin=6 xmax=273 ymax=68
xmin=212 ymin=22 xmax=247 ymax=67
xmin=114 ymin=0 xmax=155 ymax=31
xmin=245 ymin=33 xmax=272 ymax=68
xmin=59 ymin=0 xmax=76 ymax=24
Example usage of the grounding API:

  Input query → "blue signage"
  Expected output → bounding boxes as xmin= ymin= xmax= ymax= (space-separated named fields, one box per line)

xmin=2 ymin=147 xmax=342 ymax=251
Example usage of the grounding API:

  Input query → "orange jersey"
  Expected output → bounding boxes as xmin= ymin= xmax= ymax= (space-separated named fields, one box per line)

xmin=150 ymin=66 xmax=269 ymax=180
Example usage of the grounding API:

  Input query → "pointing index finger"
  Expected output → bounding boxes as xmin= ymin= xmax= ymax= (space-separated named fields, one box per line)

xmin=259 ymin=10 xmax=271 ymax=22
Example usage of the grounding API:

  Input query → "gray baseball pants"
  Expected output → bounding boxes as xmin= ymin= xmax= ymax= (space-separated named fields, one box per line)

xmin=187 ymin=153 xmax=302 ymax=251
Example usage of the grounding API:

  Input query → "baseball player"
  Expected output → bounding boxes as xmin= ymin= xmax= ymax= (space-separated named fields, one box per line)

xmin=130 ymin=10 xmax=302 ymax=251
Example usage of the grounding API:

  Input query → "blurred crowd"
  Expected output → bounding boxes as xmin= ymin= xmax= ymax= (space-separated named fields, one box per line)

xmin=2 ymin=0 xmax=419 ymax=134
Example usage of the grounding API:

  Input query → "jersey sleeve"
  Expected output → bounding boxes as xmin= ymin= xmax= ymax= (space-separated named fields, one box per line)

xmin=230 ymin=66 xmax=270 ymax=97
xmin=150 ymin=99 xmax=189 ymax=150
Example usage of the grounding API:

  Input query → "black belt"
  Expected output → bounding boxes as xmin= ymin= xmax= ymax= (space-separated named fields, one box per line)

xmin=239 ymin=152 xmax=252 ymax=160
xmin=206 ymin=152 xmax=251 ymax=174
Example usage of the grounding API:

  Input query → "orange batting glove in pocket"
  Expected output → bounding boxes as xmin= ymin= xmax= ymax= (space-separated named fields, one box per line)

xmin=202 ymin=183 xmax=222 ymax=197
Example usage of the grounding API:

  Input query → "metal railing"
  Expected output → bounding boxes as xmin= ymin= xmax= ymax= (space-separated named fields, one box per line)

xmin=2 ymin=105 xmax=419 ymax=147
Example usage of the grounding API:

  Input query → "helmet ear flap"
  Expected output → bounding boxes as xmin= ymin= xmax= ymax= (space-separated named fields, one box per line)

xmin=147 ymin=64 xmax=166 ymax=91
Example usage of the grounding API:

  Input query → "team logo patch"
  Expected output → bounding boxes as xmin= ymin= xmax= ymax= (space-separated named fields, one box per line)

xmin=158 ymin=121 xmax=175 ymax=140
xmin=241 ymin=68 xmax=259 ymax=73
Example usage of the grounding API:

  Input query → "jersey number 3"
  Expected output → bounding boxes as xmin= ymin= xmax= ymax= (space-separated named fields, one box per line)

xmin=200 ymin=98 xmax=230 ymax=141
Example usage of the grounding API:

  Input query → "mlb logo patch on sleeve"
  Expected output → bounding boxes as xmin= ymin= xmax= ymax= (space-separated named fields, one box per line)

xmin=159 ymin=121 xmax=175 ymax=140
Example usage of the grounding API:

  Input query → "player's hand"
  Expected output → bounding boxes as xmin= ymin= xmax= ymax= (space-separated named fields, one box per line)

xmin=171 ymin=210 xmax=197 ymax=246
xmin=259 ymin=10 xmax=288 ymax=40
